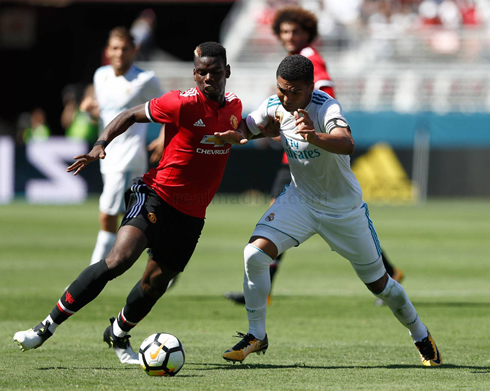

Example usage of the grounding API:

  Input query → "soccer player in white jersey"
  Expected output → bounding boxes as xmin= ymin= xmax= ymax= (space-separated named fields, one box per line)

xmin=90 ymin=27 xmax=164 ymax=266
xmin=219 ymin=55 xmax=442 ymax=367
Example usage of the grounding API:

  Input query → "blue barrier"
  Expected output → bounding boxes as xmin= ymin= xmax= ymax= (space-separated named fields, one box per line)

xmin=347 ymin=111 xmax=490 ymax=148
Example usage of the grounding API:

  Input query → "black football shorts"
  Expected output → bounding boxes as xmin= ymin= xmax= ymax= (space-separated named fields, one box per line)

xmin=120 ymin=177 xmax=205 ymax=272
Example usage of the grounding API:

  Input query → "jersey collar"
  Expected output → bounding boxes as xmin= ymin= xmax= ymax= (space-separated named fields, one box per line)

xmin=197 ymin=88 xmax=226 ymax=110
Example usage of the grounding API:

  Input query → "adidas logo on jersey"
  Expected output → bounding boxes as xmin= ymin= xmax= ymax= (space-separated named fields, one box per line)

xmin=193 ymin=119 xmax=206 ymax=127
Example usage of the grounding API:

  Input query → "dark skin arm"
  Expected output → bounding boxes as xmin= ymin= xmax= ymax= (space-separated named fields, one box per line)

xmin=213 ymin=119 xmax=252 ymax=145
xmin=147 ymin=124 xmax=166 ymax=164
xmin=294 ymin=109 xmax=354 ymax=155
xmin=67 ymin=104 xmax=149 ymax=175
xmin=214 ymin=115 xmax=281 ymax=144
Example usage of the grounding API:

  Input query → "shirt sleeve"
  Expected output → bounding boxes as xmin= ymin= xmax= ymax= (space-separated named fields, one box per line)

xmin=320 ymin=100 xmax=349 ymax=134
xmin=317 ymin=84 xmax=335 ymax=98
xmin=145 ymin=90 xmax=181 ymax=126
xmin=246 ymin=96 xmax=277 ymax=136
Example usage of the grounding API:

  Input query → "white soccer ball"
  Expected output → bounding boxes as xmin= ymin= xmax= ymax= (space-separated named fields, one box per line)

xmin=139 ymin=333 xmax=185 ymax=376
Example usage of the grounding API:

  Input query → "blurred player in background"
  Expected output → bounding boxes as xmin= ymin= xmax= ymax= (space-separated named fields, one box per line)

xmin=221 ymin=55 xmax=441 ymax=367
xmin=13 ymin=41 xmax=245 ymax=365
xmin=225 ymin=6 xmax=404 ymax=307
xmin=89 ymin=26 xmax=165 ymax=267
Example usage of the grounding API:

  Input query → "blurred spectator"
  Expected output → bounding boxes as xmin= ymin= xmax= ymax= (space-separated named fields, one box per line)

xmin=130 ymin=8 xmax=157 ymax=61
xmin=61 ymin=84 xmax=82 ymax=131
xmin=62 ymin=84 xmax=99 ymax=145
xmin=17 ymin=107 xmax=50 ymax=144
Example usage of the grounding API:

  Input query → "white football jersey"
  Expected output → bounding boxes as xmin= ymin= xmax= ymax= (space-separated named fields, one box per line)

xmin=246 ymin=90 xmax=363 ymax=214
xmin=94 ymin=64 xmax=162 ymax=174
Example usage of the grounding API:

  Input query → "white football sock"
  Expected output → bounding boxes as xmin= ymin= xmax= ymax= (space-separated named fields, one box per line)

xmin=112 ymin=317 xmax=128 ymax=338
xmin=43 ymin=315 xmax=58 ymax=334
xmin=90 ymin=230 xmax=116 ymax=265
xmin=374 ymin=275 xmax=428 ymax=342
xmin=243 ymin=244 xmax=272 ymax=340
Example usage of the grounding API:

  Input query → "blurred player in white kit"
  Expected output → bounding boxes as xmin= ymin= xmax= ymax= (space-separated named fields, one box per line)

xmin=90 ymin=26 xmax=164 ymax=266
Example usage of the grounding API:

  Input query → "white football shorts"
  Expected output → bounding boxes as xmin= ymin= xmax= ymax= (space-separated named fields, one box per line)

xmin=100 ymin=171 xmax=142 ymax=216
xmin=252 ymin=186 xmax=385 ymax=284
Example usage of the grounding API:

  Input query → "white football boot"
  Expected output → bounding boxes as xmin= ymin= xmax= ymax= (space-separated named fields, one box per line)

xmin=13 ymin=321 xmax=53 ymax=351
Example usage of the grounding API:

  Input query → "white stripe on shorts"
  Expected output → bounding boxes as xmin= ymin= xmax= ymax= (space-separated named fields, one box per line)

xmin=128 ymin=187 xmax=145 ymax=218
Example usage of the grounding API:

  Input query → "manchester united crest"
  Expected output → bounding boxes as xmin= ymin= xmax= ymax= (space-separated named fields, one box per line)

xmin=265 ymin=213 xmax=275 ymax=222
xmin=230 ymin=115 xmax=238 ymax=130
xmin=148 ymin=212 xmax=157 ymax=224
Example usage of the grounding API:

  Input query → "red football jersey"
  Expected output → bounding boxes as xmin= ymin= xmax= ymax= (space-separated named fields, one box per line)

xmin=300 ymin=46 xmax=335 ymax=98
xmin=143 ymin=88 xmax=242 ymax=218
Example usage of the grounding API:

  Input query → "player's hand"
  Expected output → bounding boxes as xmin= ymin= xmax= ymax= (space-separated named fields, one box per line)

xmin=214 ymin=129 xmax=248 ymax=145
xmin=294 ymin=109 xmax=317 ymax=144
xmin=258 ymin=115 xmax=280 ymax=138
xmin=67 ymin=146 xmax=106 ymax=176
xmin=148 ymin=137 xmax=164 ymax=164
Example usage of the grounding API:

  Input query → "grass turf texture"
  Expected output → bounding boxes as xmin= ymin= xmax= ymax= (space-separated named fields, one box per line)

xmin=1 ymin=198 xmax=489 ymax=390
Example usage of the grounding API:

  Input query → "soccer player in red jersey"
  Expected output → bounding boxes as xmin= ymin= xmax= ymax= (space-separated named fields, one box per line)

xmin=225 ymin=6 xmax=404 ymax=307
xmin=13 ymin=42 xmax=246 ymax=364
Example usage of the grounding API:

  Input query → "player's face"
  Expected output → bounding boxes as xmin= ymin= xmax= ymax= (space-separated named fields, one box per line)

xmin=279 ymin=22 xmax=310 ymax=54
xmin=106 ymin=37 xmax=136 ymax=76
xmin=193 ymin=56 xmax=230 ymax=103
xmin=276 ymin=76 xmax=314 ymax=113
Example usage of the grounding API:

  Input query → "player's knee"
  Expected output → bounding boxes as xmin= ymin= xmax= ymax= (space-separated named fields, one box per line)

xmin=366 ymin=273 xmax=388 ymax=294
xmin=141 ymin=281 xmax=165 ymax=299
xmin=141 ymin=269 xmax=178 ymax=299
xmin=244 ymin=244 xmax=272 ymax=274
xmin=104 ymin=255 xmax=132 ymax=277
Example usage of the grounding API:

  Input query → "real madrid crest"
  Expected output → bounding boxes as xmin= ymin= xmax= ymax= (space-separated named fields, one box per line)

xmin=265 ymin=213 xmax=275 ymax=222
xmin=148 ymin=212 xmax=157 ymax=224
xmin=230 ymin=115 xmax=238 ymax=130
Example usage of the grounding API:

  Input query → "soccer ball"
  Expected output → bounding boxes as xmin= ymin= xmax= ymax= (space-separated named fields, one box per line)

xmin=139 ymin=333 xmax=185 ymax=376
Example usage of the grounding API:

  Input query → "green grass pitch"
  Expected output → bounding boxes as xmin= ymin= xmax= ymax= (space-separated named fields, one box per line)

xmin=1 ymin=198 xmax=489 ymax=390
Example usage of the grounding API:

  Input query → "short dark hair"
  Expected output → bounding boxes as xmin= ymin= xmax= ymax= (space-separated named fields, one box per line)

xmin=107 ymin=26 xmax=135 ymax=48
xmin=276 ymin=55 xmax=314 ymax=85
xmin=194 ymin=42 xmax=227 ymax=65
xmin=272 ymin=6 xmax=318 ymax=44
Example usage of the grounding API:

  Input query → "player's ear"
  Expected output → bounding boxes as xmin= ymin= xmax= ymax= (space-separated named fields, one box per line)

xmin=225 ymin=64 xmax=231 ymax=79
xmin=193 ymin=68 xmax=197 ymax=81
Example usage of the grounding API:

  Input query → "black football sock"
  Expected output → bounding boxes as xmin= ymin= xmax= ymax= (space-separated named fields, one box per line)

xmin=49 ymin=260 xmax=115 ymax=324
xmin=116 ymin=280 xmax=159 ymax=332
xmin=381 ymin=251 xmax=394 ymax=277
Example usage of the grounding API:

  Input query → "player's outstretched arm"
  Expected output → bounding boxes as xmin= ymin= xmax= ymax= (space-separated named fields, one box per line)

xmin=67 ymin=104 xmax=149 ymax=175
xmin=214 ymin=119 xmax=251 ymax=145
